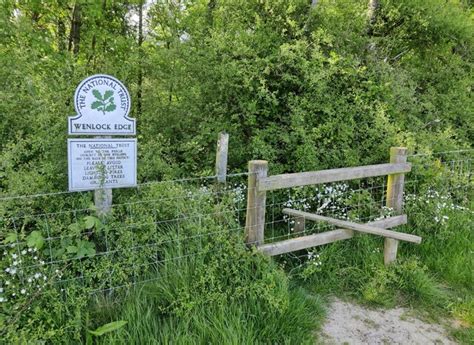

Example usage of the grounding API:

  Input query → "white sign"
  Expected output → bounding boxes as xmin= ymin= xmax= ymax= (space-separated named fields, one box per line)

xmin=68 ymin=138 xmax=137 ymax=191
xmin=68 ymin=74 xmax=136 ymax=135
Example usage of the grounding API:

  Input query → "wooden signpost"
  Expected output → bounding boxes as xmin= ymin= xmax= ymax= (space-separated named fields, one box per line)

xmin=68 ymin=74 xmax=137 ymax=216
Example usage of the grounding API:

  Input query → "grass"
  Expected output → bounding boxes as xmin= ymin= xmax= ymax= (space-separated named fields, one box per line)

xmin=2 ymin=169 xmax=472 ymax=344
xmin=88 ymin=284 xmax=325 ymax=345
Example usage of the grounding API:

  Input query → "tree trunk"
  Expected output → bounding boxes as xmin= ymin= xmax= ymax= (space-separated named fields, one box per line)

xmin=368 ymin=0 xmax=379 ymax=28
xmin=57 ymin=18 xmax=66 ymax=51
xmin=68 ymin=3 xmax=81 ymax=55
xmin=137 ymin=0 xmax=144 ymax=116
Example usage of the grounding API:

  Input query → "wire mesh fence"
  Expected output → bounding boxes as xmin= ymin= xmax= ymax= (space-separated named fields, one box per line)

xmin=0 ymin=173 xmax=251 ymax=308
xmin=254 ymin=149 xmax=473 ymax=262
xmin=0 ymin=149 xmax=472 ymax=321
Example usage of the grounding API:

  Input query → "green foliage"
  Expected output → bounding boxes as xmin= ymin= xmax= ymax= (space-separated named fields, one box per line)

xmin=361 ymin=258 xmax=447 ymax=308
xmin=88 ymin=320 xmax=127 ymax=336
xmin=0 ymin=0 xmax=472 ymax=343
xmin=26 ymin=231 xmax=44 ymax=249
xmin=1 ymin=0 xmax=472 ymax=193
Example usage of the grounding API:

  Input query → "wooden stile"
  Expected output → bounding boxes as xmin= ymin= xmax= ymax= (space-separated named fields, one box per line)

xmin=384 ymin=147 xmax=408 ymax=265
xmin=294 ymin=216 xmax=305 ymax=232
xmin=258 ymin=215 xmax=408 ymax=256
xmin=245 ymin=160 xmax=268 ymax=246
xmin=282 ymin=209 xmax=421 ymax=244
xmin=258 ymin=163 xmax=411 ymax=192
xmin=245 ymin=146 xmax=415 ymax=265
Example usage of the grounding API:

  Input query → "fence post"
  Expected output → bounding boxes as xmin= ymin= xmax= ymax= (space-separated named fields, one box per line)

xmin=245 ymin=160 xmax=268 ymax=246
xmin=384 ymin=147 xmax=408 ymax=265
xmin=95 ymin=188 xmax=112 ymax=217
xmin=94 ymin=135 xmax=113 ymax=217
xmin=215 ymin=132 xmax=229 ymax=184
xmin=294 ymin=216 xmax=305 ymax=232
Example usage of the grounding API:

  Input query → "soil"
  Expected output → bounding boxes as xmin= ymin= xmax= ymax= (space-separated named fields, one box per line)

xmin=319 ymin=298 xmax=457 ymax=345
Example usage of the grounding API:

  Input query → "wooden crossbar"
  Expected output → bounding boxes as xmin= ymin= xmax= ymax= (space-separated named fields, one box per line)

xmin=282 ymin=209 xmax=422 ymax=244
xmin=257 ymin=215 xmax=408 ymax=256
xmin=257 ymin=163 xmax=411 ymax=191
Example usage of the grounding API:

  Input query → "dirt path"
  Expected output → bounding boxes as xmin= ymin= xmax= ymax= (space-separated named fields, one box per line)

xmin=319 ymin=298 xmax=457 ymax=345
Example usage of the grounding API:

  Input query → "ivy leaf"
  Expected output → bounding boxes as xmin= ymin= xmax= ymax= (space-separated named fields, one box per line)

xmin=92 ymin=89 xmax=102 ymax=100
xmin=88 ymin=320 xmax=127 ymax=336
xmin=105 ymin=104 xmax=116 ymax=112
xmin=4 ymin=232 xmax=17 ymax=244
xmin=103 ymin=90 xmax=114 ymax=101
xmin=91 ymin=101 xmax=102 ymax=109
xmin=26 ymin=231 xmax=44 ymax=249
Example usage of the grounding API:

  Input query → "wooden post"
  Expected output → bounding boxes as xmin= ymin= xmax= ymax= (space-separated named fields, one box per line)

xmin=294 ymin=216 xmax=305 ymax=232
xmin=94 ymin=136 xmax=113 ymax=217
xmin=94 ymin=188 xmax=112 ymax=216
xmin=384 ymin=147 xmax=408 ymax=265
xmin=245 ymin=160 xmax=268 ymax=246
xmin=215 ymin=132 xmax=229 ymax=183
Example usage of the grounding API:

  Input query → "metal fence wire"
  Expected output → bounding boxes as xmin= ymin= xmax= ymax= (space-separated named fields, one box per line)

xmin=0 ymin=173 xmax=250 ymax=299
xmin=0 ymin=149 xmax=472 ymax=311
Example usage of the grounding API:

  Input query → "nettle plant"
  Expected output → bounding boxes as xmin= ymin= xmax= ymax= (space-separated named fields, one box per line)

xmin=91 ymin=89 xmax=116 ymax=115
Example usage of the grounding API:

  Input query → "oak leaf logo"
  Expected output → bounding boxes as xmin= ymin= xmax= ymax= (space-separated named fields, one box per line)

xmin=90 ymin=89 xmax=116 ymax=115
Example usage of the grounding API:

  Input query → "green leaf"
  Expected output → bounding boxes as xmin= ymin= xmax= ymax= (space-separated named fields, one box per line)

xmin=84 ymin=216 xmax=97 ymax=229
xmin=26 ymin=231 xmax=44 ymax=249
xmin=4 ymin=232 xmax=17 ymax=244
xmin=104 ymin=104 xmax=116 ymax=112
xmin=66 ymin=245 xmax=78 ymax=254
xmin=91 ymin=101 xmax=102 ymax=109
xmin=68 ymin=222 xmax=83 ymax=235
xmin=76 ymin=240 xmax=95 ymax=259
xmin=103 ymin=90 xmax=114 ymax=100
xmin=88 ymin=320 xmax=127 ymax=336
xmin=92 ymin=89 xmax=102 ymax=100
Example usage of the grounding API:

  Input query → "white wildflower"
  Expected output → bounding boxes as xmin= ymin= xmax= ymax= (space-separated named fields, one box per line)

xmin=20 ymin=289 xmax=26 ymax=294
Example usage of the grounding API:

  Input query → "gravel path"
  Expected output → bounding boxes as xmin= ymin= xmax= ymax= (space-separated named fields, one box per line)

xmin=319 ymin=298 xmax=457 ymax=345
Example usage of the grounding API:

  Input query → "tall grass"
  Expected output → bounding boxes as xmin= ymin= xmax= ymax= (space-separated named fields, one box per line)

xmin=89 ymin=284 xmax=324 ymax=344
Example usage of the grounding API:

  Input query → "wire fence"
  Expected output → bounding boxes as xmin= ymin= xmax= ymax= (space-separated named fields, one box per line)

xmin=251 ymin=149 xmax=473 ymax=263
xmin=0 ymin=172 xmax=250 ymax=309
xmin=0 ymin=149 xmax=472 ymax=321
